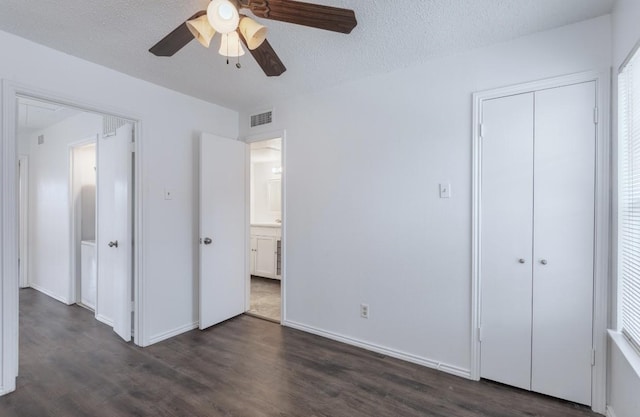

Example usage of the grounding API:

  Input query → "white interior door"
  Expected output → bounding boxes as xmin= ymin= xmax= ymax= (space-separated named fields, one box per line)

xmin=97 ymin=123 xmax=133 ymax=342
xmin=199 ymin=133 xmax=247 ymax=330
xmin=480 ymin=92 xmax=535 ymax=390
xmin=531 ymin=82 xmax=595 ymax=405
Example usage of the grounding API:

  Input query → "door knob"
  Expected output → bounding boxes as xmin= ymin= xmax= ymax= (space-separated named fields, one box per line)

xmin=108 ymin=240 xmax=118 ymax=248
xmin=518 ymin=258 xmax=526 ymax=264
xmin=540 ymin=259 xmax=548 ymax=265
xmin=203 ymin=237 xmax=212 ymax=245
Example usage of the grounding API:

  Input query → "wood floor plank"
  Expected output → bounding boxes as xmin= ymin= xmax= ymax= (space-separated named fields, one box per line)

xmin=0 ymin=289 xmax=601 ymax=417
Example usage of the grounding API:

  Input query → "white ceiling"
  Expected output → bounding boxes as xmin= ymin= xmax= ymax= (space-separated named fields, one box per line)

xmin=0 ymin=0 xmax=615 ymax=112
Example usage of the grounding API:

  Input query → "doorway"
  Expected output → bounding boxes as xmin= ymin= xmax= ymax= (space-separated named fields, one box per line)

xmin=246 ymin=138 xmax=282 ymax=322
xmin=15 ymin=96 xmax=137 ymax=338
xmin=70 ymin=139 xmax=97 ymax=311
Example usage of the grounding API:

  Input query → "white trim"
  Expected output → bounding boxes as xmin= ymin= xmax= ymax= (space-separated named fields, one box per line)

xmin=18 ymin=154 xmax=28 ymax=289
xmin=147 ymin=321 xmax=199 ymax=346
xmin=609 ymin=330 xmax=640 ymax=378
xmin=242 ymin=129 xmax=287 ymax=324
xmin=130 ymin=121 xmax=143 ymax=345
xmin=592 ymin=69 xmax=611 ymax=416
xmin=471 ymin=70 xmax=610 ymax=414
xmin=28 ymin=283 xmax=71 ymax=305
xmin=606 ymin=405 xmax=618 ymax=417
xmin=1 ymin=80 xmax=146 ymax=396
xmin=2 ymin=79 xmax=20 ymax=394
xmin=95 ymin=313 xmax=114 ymax=327
xmin=283 ymin=320 xmax=471 ymax=379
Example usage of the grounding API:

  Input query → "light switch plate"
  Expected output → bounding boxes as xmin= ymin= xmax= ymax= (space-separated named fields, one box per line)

xmin=439 ymin=183 xmax=451 ymax=199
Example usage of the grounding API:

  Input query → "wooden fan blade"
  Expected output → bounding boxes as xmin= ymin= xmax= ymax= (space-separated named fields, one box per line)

xmin=149 ymin=10 xmax=207 ymax=57
xmin=241 ymin=0 xmax=357 ymax=34
xmin=238 ymin=31 xmax=287 ymax=77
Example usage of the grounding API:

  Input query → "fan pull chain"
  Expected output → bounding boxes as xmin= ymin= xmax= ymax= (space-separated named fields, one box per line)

xmin=236 ymin=36 xmax=242 ymax=69
xmin=226 ymin=33 xmax=230 ymax=65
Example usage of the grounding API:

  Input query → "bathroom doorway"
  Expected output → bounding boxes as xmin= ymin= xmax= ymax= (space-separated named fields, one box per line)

xmin=247 ymin=138 xmax=282 ymax=322
xmin=70 ymin=139 xmax=97 ymax=311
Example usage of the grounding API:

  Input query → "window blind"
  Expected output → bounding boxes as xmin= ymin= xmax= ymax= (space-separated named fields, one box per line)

xmin=619 ymin=45 xmax=640 ymax=353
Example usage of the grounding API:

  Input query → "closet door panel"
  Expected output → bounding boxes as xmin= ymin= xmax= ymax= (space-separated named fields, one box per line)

xmin=480 ymin=92 xmax=534 ymax=390
xmin=532 ymin=82 xmax=595 ymax=405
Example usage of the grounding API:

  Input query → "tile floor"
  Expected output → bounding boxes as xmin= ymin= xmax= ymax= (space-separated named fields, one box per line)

xmin=247 ymin=276 xmax=281 ymax=322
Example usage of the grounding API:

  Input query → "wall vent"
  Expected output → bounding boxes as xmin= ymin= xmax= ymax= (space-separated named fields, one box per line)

xmin=37 ymin=135 xmax=44 ymax=145
xmin=103 ymin=115 xmax=129 ymax=137
xmin=250 ymin=110 xmax=273 ymax=128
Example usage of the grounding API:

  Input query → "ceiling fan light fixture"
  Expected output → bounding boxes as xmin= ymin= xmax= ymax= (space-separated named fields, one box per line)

xmin=186 ymin=15 xmax=216 ymax=48
xmin=207 ymin=0 xmax=240 ymax=34
xmin=238 ymin=16 xmax=268 ymax=50
xmin=219 ymin=31 xmax=245 ymax=57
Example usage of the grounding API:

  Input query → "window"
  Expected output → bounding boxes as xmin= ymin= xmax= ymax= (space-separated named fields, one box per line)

xmin=619 ymin=45 xmax=640 ymax=354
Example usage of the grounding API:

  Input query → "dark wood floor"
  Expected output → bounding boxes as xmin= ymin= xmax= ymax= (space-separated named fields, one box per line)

xmin=0 ymin=289 xmax=600 ymax=417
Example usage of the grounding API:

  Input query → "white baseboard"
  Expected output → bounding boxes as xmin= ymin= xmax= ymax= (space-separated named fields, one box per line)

xmin=147 ymin=322 xmax=199 ymax=346
xmin=29 ymin=283 xmax=70 ymax=305
xmin=95 ymin=314 xmax=114 ymax=327
xmin=606 ymin=406 xmax=617 ymax=417
xmin=283 ymin=320 xmax=471 ymax=379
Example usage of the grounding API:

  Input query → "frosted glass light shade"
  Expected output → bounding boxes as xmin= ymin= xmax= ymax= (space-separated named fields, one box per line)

xmin=238 ymin=16 xmax=268 ymax=50
xmin=218 ymin=31 xmax=245 ymax=57
xmin=207 ymin=0 xmax=240 ymax=34
xmin=186 ymin=15 xmax=216 ymax=48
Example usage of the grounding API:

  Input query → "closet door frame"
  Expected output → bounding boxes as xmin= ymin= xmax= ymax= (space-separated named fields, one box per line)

xmin=471 ymin=70 xmax=610 ymax=414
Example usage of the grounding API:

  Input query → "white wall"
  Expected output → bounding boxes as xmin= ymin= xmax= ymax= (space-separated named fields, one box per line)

xmin=241 ymin=16 xmax=612 ymax=375
xmin=23 ymin=112 xmax=101 ymax=303
xmin=0 ymin=27 xmax=238 ymax=375
xmin=251 ymin=160 xmax=282 ymax=224
xmin=76 ymin=145 xmax=96 ymax=242
xmin=608 ymin=1 xmax=640 ymax=416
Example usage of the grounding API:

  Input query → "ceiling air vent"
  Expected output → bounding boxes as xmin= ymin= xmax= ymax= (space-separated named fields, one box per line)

xmin=37 ymin=135 xmax=44 ymax=145
xmin=251 ymin=110 xmax=273 ymax=128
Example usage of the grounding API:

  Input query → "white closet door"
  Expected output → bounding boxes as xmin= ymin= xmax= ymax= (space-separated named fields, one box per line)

xmin=480 ymin=92 xmax=535 ymax=390
xmin=532 ymin=82 xmax=595 ymax=405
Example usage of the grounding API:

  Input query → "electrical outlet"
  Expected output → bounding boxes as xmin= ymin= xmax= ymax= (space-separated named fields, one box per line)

xmin=360 ymin=303 xmax=369 ymax=319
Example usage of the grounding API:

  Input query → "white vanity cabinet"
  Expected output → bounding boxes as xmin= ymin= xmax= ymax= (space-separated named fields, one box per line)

xmin=250 ymin=225 xmax=281 ymax=280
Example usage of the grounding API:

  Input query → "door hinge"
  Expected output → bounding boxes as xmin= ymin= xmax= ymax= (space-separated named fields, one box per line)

xmin=131 ymin=301 xmax=135 ymax=312
xmin=479 ymin=123 xmax=485 ymax=138
xmin=591 ymin=349 xmax=596 ymax=366
xmin=594 ymin=107 xmax=599 ymax=125
xmin=129 ymin=142 xmax=135 ymax=153
xmin=478 ymin=326 xmax=483 ymax=342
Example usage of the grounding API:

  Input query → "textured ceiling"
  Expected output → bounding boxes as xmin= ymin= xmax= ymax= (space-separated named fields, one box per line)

xmin=0 ymin=0 xmax=615 ymax=112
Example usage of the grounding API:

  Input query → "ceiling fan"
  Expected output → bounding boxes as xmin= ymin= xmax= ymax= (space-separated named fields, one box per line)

xmin=149 ymin=0 xmax=357 ymax=77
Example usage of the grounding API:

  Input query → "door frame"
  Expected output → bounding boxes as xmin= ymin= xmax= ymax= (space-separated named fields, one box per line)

xmin=243 ymin=129 xmax=286 ymax=323
xmin=18 ymin=154 xmax=29 ymax=289
xmin=0 ymin=80 xmax=145 ymax=396
xmin=69 ymin=136 xmax=98 ymax=307
xmin=470 ymin=71 xmax=610 ymax=414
